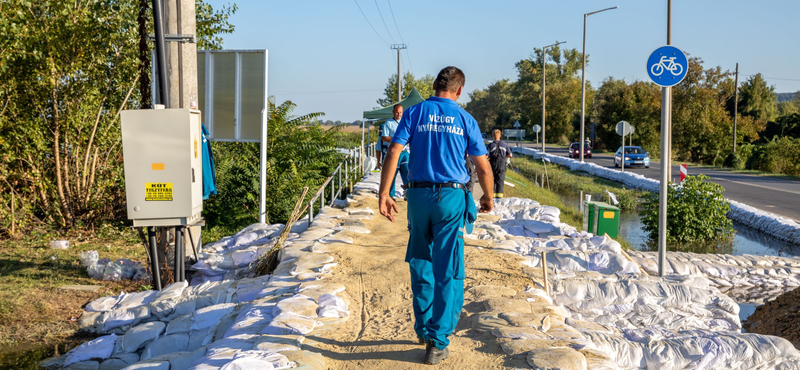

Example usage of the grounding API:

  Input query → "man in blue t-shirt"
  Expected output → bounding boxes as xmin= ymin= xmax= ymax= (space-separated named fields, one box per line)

xmin=380 ymin=104 xmax=408 ymax=197
xmin=379 ymin=66 xmax=494 ymax=365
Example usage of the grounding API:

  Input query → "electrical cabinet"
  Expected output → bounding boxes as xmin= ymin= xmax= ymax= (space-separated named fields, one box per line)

xmin=121 ymin=108 xmax=203 ymax=227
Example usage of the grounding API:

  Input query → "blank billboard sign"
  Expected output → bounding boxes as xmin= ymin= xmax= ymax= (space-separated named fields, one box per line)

xmin=197 ymin=50 xmax=268 ymax=142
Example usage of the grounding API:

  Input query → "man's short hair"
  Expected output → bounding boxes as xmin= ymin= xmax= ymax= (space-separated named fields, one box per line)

xmin=393 ymin=104 xmax=403 ymax=111
xmin=433 ymin=66 xmax=465 ymax=93
xmin=492 ymin=129 xmax=502 ymax=138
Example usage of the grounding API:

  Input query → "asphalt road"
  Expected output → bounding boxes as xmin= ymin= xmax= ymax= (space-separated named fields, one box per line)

xmin=516 ymin=143 xmax=800 ymax=222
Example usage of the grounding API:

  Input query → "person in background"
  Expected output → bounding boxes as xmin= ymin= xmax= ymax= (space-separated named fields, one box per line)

xmin=379 ymin=66 xmax=494 ymax=365
xmin=376 ymin=123 xmax=384 ymax=170
xmin=380 ymin=104 xmax=408 ymax=198
xmin=487 ymin=129 xmax=512 ymax=198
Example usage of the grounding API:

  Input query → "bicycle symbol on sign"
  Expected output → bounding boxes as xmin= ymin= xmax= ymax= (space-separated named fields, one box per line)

xmin=650 ymin=56 xmax=684 ymax=76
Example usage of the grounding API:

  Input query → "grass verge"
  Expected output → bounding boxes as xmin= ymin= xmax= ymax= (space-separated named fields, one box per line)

xmin=0 ymin=224 xmax=148 ymax=358
xmin=510 ymin=155 xmax=646 ymax=211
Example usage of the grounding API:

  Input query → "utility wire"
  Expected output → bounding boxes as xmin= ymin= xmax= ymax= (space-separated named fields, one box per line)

xmin=387 ymin=0 xmax=405 ymax=43
xmin=374 ymin=0 xmax=397 ymax=43
xmin=387 ymin=0 xmax=413 ymax=74
xmin=274 ymin=88 xmax=384 ymax=96
xmin=353 ymin=0 xmax=389 ymax=45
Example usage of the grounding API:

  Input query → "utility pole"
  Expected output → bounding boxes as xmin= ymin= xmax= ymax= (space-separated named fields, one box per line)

xmin=733 ymin=63 xmax=739 ymax=153
xmin=165 ymin=0 xmax=198 ymax=109
xmin=391 ymin=44 xmax=406 ymax=103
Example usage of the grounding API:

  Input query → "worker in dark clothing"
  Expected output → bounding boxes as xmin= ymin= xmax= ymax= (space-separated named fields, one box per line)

xmin=487 ymin=129 xmax=512 ymax=198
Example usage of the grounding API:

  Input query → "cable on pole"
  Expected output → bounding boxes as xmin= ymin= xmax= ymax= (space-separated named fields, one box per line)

xmin=374 ymin=0 xmax=396 ymax=43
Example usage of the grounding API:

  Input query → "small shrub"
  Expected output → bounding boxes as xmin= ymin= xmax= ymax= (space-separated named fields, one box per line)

xmin=640 ymin=174 xmax=733 ymax=245
xmin=723 ymin=153 xmax=744 ymax=169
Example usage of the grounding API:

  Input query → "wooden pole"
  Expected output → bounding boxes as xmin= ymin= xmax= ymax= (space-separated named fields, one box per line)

xmin=541 ymin=251 xmax=549 ymax=296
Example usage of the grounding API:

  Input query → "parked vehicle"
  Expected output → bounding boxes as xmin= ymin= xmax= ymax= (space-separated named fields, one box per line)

xmin=614 ymin=146 xmax=650 ymax=168
xmin=568 ymin=142 xmax=592 ymax=159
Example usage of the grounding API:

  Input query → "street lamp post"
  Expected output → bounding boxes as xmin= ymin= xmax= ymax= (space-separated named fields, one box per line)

xmin=580 ymin=6 xmax=618 ymax=162
xmin=542 ymin=41 xmax=566 ymax=154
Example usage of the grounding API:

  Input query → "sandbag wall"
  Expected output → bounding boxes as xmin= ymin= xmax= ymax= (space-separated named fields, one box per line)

xmin=473 ymin=196 xmax=800 ymax=369
xmin=43 ymin=203 xmax=369 ymax=370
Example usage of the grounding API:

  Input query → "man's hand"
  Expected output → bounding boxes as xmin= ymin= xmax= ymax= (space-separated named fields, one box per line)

xmin=379 ymin=194 xmax=398 ymax=222
xmin=479 ymin=195 xmax=493 ymax=213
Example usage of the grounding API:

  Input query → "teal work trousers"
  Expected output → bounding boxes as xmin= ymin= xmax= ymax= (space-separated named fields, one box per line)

xmin=405 ymin=186 xmax=465 ymax=350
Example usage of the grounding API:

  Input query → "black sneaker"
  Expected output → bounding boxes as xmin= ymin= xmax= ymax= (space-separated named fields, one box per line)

xmin=417 ymin=336 xmax=425 ymax=345
xmin=423 ymin=340 xmax=449 ymax=365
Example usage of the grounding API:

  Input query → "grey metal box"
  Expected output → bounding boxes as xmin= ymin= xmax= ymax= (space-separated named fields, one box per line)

xmin=121 ymin=109 xmax=203 ymax=227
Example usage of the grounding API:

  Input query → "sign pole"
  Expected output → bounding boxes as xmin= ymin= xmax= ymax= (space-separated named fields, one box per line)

xmin=621 ymin=132 xmax=625 ymax=172
xmin=659 ymin=86 xmax=670 ymax=277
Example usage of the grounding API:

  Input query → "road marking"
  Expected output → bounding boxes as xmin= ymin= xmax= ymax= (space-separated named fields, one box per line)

xmin=710 ymin=176 xmax=800 ymax=196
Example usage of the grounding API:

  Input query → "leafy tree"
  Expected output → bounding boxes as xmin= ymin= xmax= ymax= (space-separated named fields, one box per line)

xmin=0 ymin=0 xmax=238 ymax=235
xmin=465 ymin=79 xmax=518 ymax=133
xmin=739 ymin=73 xmax=777 ymax=124
xmin=640 ymin=174 xmax=733 ymax=246
xmin=592 ymin=78 xmax=661 ymax=153
xmin=196 ymin=1 xmax=238 ymax=50
xmin=376 ymin=72 xmax=434 ymax=107
xmin=203 ymin=98 xmax=343 ymax=230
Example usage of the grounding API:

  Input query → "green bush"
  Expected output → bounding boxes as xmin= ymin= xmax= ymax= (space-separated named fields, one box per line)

xmin=640 ymin=174 xmax=733 ymax=245
xmin=723 ymin=153 xmax=744 ymax=169
xmin=745 ymin=137 xmax=800 ymax=176
xmin=202 ymin=99 xmax=344 ymax=235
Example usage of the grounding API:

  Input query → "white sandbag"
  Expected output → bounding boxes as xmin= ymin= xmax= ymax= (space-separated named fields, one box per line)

xmin=153 ymin=281 xmax=188 ymax=302
xmin=121 ymin=362 xmax=169 ymax=370
xmin=317 ymin=294 xmax=349 ymax=318
xmin=86 ymin=296 xmax=122 ymax=313
xmin=63 ymin=334 xmax=117 ymax=367
xmin=186 ymin=327 xmax=216 ymax=352
xmin=347 ymin=207 xmax=374 ymax=216
xmin=262 ymin=313 xmax=321 ymax=336
xmin=191 ymin=303 xmax=237 ymax=330
xmin=65 ymin=361 xmax=99 ymax=370
xmin=99 ymin=353 xmax=140 ymax=370
xmin=220 ymin=350 xmax=295 ymax=370
xmin=168 ymin=347 xmax=209 ymax=370
xmin=119 ymin=322 xmax=165 ymax=353
xmin=318 ymin=234 xmax=353 ymax=244
xmin=140 ymin=334 xmax=189 ymax=360
xmin=103 ymin=306 xmax=149 ymax=332
xmin=273 ymin=295 xmax=319 ymax=318
xmin=115 ymin=291 xmax=157 ymax=310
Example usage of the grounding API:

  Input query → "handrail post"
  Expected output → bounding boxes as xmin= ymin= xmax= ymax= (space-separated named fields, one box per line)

xmin=321 ymin=184 xmax=325 ymax=210
xmin=331 ymin=167 xmax=335 ymax=204
xmin=338 ymin=165 xmax=342 ymax=199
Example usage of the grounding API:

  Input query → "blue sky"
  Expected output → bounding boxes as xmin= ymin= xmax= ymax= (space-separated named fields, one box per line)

xmin=205 ymin=0 xmax=800 ymax=122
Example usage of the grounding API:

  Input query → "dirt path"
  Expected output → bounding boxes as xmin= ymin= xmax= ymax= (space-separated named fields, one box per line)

xmin=303 ymin=195 xmax=535 ymax=369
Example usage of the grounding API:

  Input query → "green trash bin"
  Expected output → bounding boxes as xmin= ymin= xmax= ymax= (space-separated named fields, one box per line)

xmin=582 ymin=201 xmax=620 ymax=239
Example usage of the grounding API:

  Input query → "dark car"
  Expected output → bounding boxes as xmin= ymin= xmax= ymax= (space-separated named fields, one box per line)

xmin=568 ymin=142 xmax=592 ymax=159
xmin=614 ymin=146 xmax=650 ymax=168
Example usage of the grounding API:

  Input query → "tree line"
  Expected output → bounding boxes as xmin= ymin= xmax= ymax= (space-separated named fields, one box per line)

xmin=464 ymin=46 xmax=800 ymax=172
xmin=0 ymin=1 xmax=345 ymax=237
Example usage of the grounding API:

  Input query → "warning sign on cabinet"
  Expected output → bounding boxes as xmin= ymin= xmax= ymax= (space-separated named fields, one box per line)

xmin=145 ymin=183 xmax=173 ymax=201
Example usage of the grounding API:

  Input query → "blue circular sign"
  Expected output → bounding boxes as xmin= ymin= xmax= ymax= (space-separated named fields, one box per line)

xmin=647 ymin=45 xmax=688 ymax=87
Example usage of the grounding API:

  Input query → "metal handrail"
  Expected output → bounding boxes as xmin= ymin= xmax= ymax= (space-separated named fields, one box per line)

xmin=307 ymin=142 xmax=375 ymax=223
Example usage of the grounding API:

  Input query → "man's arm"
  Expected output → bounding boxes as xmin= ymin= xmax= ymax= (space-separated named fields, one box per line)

xmin=470 ymin=154 xmax=494 ymax=213
xmin=381 ymin=136 xmax=392 ymax=143
xmin=378 ymin=143 xmax=403 ymax=222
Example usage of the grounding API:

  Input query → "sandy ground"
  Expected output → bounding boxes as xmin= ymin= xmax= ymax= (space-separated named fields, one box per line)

xmin=303 ymin=195 xmax=536 ymax=369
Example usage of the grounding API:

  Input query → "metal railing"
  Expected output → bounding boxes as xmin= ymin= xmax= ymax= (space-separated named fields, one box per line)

xmin=307 ymin=142 xmax=376 ymax=223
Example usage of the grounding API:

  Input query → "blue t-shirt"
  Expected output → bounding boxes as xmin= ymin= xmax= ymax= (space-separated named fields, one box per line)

xmin=380 ymin=119 xmax=399 ymax=152
xmin=392 ymin=96 xmax=487 ymax=184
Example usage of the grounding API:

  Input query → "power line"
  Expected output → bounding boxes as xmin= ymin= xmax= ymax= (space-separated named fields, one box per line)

xmin=387 ymin=0 xmax=412 ymax=74
xmin=386 ymin=0 xmax=405 ymax=44
xmin=353 ymin=0 xmax=389 ymax=45
xmin=374 ymin=0 xmax=396 ymax=43
xmin=273 ymin=88 xmax=384 ymax=96
xmin=746 ymin=75 xmax=800 ymax=82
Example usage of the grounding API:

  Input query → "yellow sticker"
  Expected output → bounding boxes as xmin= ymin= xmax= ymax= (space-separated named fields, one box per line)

xmin=194 ymin=138 xmax=198 ymax=159
xmin=603 ymin=211 xmax=615 ymax=219
xmin=145 ymin=182 xmax=173 ymax=201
